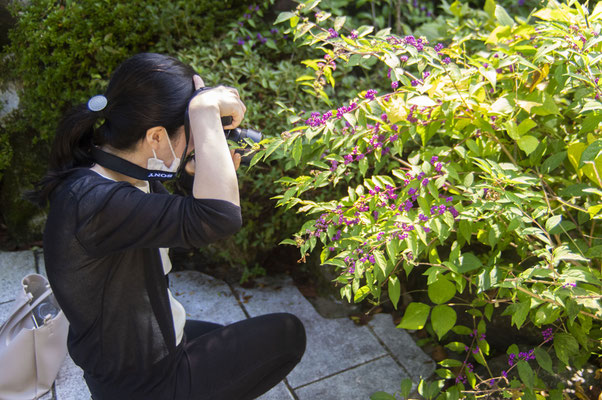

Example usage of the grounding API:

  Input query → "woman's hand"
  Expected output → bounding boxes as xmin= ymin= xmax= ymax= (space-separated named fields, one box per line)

xmin=190 ymin=75 xmax=246 ymax=130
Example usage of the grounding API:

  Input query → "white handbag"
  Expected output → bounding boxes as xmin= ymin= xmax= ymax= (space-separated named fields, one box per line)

xmin=0 ymin=274 xmax=69 ymax=400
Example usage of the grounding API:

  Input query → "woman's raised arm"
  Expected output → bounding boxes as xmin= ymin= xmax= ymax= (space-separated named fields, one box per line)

xmin=188 ymin=76 xmax=245 ymax=206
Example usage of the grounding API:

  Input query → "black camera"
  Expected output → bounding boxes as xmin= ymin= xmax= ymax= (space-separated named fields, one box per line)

xmin=220 ymin=116 xmax=262 ymax=165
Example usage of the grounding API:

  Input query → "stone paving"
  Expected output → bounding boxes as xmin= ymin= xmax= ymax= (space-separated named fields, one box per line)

xmin=0 ymin=250 xmax=435 ymax=399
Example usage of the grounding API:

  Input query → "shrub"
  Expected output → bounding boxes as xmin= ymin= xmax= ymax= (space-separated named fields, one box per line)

xmin=253 ymin=0 xmax=602 ymax=397
xmin=174 ymin=2 xmax=347 ymax=279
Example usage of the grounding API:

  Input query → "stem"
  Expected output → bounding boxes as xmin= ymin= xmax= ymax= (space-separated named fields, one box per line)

xmin=441 ymin=64 xmax=474 ymax=118
xmin=484 ymin=131 xmax=518 ymax=166
xmin=516 ymin=286 xmax=600 ymax=320
xmin=549 ymin=195 xmax=588 ymax=213
xmin=395 ymin=0 xmax=402 ymax=35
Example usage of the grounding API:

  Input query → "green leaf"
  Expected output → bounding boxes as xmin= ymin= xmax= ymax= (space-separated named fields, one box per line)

xmin=517 ymin=135 xmax=539 ymax=155
xmin=274 ymin=11 xmax=296 ymax=25
xmin=541 ymin=151 xmax=566 ymax=174
xmin=374 ymin=250 xmax=388 ymax=279
xmin=431 ymin=304 xmax=457 ymax=339
xmin=291 ymin=138 xmax=303 ymax=165
xmin=458 ymin=253 xmax=482 ymax=273
xmin=579 ymin=113 xmax=602 ymax=135
xmin=491 ymin=97 xmax=513 ymax=115
xmin=517 ymin=119 xmax=537 ymax=136
xmin=495 ymin=5 xmax=515 ymax=26
xmin=354 ymin=286 xmax=371 ymax=303
xmin=554 ymin=332 xmax=579 ymax=365
xmin=517 ymin=360 xmax=534 ymax=388
xmin=388 ymin=275 xmax=401 ymax=310
xmin=408 ymin=95 xmax=438 ymax=107
xmin=522 ymin=388 xmax=537 ymax=400
xmin=440 ymin=358 xmax=463 ymax=367
xmin=397 ymin=302 xmax=431 ymax=330
xmin=445 ymin=341 xmax=467 ymax=352
xmin=545 ymin=215 xmax=562 ymax=232
xmin=400 ymin=378 xmax=413 ymax=399
xmin=428 ymin=277 xmax=456 ymax=304
xmin=504 ymin=121 xmax=520 ymax=140
xmin=303 ymin=0 xmax=321 ymax=11
xmin=534 ymin=347 xmax=554 ymax=374
xmin=586 ymin=245 xmax=602 ymax=258
xmin=484 ymin=0 xmax=496 ymax=19
xmin=370 ymin=392 xmax=396 ymax=400
xmin=334 ymin=16 xmax=346 ymax=31
xmin=359 ymin=157 xmax=368 ymax=176
xmin=452 ymin=325 xmax=472 ymax=335
xmin=510 ymin=298 xmax=530 ymax=329
xmin=579 ymin=139 xmax=602 ymax=168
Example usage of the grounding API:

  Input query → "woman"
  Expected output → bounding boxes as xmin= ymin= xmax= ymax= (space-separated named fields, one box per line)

xmin=32 ymin=53 xmax=306 ymax=400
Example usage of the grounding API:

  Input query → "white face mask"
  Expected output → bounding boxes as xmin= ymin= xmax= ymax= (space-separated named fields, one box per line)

xmin=147 ymin=136 xmax=180 ymax=172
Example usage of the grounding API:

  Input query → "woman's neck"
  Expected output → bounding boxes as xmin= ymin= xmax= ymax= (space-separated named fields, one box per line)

xmin=90 ymin=145 xmax=148 ymax=186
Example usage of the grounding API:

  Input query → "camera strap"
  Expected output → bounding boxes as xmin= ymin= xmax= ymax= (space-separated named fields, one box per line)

xmin=90 ymin=147 xmax=177 ymax=181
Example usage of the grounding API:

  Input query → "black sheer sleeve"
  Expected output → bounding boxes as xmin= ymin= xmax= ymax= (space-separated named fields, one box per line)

xmin=74 ymin=179 xmax=242 ymax=257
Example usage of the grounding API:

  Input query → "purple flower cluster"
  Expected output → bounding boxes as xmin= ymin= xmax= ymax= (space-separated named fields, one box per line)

xmin=305 ymin=102 xmax=357 ymax=128
xmin=508 ymin=349 xmax=535 ymax=367
xmin=349 ymin=30 xmax=358 ymax=39
xmin=542 ymin=327 xmax=553 ymax=343
xmin=328 ymin=28 xmax=339 ymax=39
xmin=317 ymin=57 xmax=337 ymax=71
xmin=329 ymin=160 xmax=339 ymax=172
xmin=337 ymin=102 xmax=357 ymax=118
xmin=365 ymin=89 xmax=378 ymax=100
xmin=430 ymin=155 xmax=443 ymax=173
xmin=404 ymin=35 xmax=426 ymax=51
xmin=469 ymin=329 xmax=486 ymax=340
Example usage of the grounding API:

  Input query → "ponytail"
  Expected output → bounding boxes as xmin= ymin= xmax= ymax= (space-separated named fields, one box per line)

xmin=28 ymin=53 xmax=196 ymax=206
xmin=27 ymin=103 xmax=100 ymax=206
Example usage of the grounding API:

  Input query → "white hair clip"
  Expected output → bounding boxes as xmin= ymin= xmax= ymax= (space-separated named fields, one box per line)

xmin=87 ymin=95 xmax=108 ymax=112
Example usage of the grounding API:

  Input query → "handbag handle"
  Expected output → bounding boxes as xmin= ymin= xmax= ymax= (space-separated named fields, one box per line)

xmin=0 ymin=287 xmax=54 ymax=343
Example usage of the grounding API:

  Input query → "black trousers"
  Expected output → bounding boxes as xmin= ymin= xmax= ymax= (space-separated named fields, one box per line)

xmin=174 ymin=313 xmax=306 ymax=400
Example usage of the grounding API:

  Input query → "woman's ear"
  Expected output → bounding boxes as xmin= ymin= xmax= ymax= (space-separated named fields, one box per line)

xmin=145 ymin=126 xmax=167 ymax=151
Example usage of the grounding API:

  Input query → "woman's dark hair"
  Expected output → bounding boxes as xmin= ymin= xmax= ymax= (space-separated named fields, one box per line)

xmin=29 ymin=53 xmax=196 ymax=205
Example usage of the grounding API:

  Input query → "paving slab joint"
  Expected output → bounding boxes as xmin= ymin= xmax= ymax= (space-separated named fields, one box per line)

xmin=366 ymin=322 xmax=413 ymax=378
xmin=283 ymin=378 xmax=299 ymax=400
xmin=291 ymin=354 xmax=390 ymax=391
xmin=224 ymin=281 xmax=251 ymax=319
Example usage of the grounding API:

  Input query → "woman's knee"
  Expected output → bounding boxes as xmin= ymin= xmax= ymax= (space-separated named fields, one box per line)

xmin=272 ymin=313 xmax=306 ymax=359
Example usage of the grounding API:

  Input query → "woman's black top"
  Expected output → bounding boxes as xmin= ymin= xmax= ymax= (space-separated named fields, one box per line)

xmin=43 ymin=168 xmax=242 ymax=399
